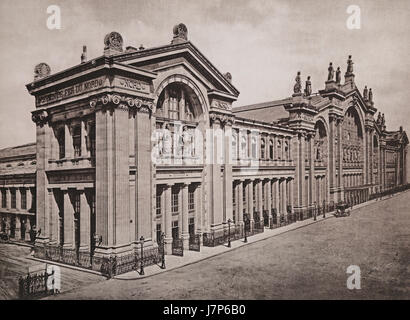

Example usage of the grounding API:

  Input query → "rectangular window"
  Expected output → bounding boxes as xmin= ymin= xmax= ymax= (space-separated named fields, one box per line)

xmin=57 ymin=128 xmax=65 ymax=159
xmin=74 ymin=192 xmax=80 ymax=214
xmin=171 ymin=187 xmax=179 ymax=214
xmin=21 ymin=189 xmax=27 ymax=210
xmin=156 ymin=188 xmax=162 ymax=216
xmin=1 ymin=189 xmax=6 ymax=208
xmin=73 ymin=125 xmax=81 ymax=158
xmin=188 ymin=188 xmax=195 ymax=213
xmin=11 ymin=189 xmax=16 ymax=209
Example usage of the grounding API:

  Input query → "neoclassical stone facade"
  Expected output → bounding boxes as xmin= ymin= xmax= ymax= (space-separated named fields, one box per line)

xmin=0 ymin=24 xmax=408 ymax=270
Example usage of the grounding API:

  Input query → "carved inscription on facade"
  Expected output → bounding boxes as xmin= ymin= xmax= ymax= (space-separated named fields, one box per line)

xmin=36 ymin=77 xmax=106 ymax=106
xmin=116 ymin=76 xmax=149 ymax=93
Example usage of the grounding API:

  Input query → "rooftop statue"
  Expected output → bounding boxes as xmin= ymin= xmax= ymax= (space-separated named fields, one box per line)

xmin=328 ymin=62 xmax=334 ymax=81
xmin=369 ymin=88 xmax=373 ymax=102
xmin=363 ymin=86 xmax=368 ymax=100
xmin=293 ymin=71 xmax=302 ymax=94
xmin=346 ymin=55 xmax=354 ymax=74
xmin=304 ymin=76 xmax=312 ymax=96
xmin=335 ymin=67 xmax=341 ymax=84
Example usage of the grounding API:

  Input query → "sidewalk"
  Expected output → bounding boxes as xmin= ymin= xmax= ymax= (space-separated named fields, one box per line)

xmin=115 ymin=213 xmax=334 ymax=280
xmin=115 ymin=190 xmax=408 ymax=281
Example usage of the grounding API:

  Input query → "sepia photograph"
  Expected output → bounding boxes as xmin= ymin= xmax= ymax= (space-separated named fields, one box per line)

xmin=0 ymin=0 xmax=408 ymax=310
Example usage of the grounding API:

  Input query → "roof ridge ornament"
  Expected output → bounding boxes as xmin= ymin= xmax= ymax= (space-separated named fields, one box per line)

xmin=104 ymin=31 xmax=124 ymax=55
xmin=34 ymin=63 xmax=51 ymax=81
xmin=293 ymin=71 xmax=302 ymax=94
xmin=344 ymin=55 xmax=355 ymax=85
xmin=363 ymin=85 xmax=368 ymax=100
xmin=171 ymin=23 xmax=188 ymax=44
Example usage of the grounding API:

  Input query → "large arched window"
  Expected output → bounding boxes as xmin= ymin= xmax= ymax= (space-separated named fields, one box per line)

xmin=155 ymin=82 xmax=203 ymax=163
xmin=277 ymin=139 xmax=282 ymax=160
xmin=314 ymin=120 xmax=328 ymax=164
xmin=57 ymin=127 xmax=65 ymax=159
xmin=342 ymin=107 xmax=363 ymax=166
xmin=269 ymin=139 xmax=274 ymax=159
xmin=156 ymin=83 xmax=198 ymax=121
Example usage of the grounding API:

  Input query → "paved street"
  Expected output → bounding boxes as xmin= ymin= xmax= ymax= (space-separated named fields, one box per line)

xmin=0 ymin=243 xmax=105 ymax=300
xmin=48 ymin=190 xmax=409 ymax=300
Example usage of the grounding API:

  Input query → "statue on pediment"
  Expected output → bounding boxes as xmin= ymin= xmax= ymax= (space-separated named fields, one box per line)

xmin=293 ymin=71 xmax=302 ymax=94
xmin=304 ymin=76 xmax=312 ymax=96
xmin=336 ymin=67 xmax=341 ymax=84
xmin=328 ymin=62 xmax=334 ymax=81
xmin=34 ymin=63 xmax=51 ymax=81
xmin=346 ymin=55 xmax=354 ymax=74
xmin=173 ymin=23 xmax=188 ymax=41
xmin=369 ymin=88 xmax=373 ymax=102
xmin=363 ymin=86 xmax=368 ymax=100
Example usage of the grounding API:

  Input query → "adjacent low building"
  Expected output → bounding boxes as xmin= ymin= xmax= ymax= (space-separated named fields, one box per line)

xmin=0 ymin=24 xmax=407 ymax=274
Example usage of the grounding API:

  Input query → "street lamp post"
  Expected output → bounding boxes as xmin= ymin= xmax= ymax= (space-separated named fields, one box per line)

xmin=160 ymin=232 xmax=166 ymax=269
xmin=244 ymin=215 xmax=248 ymax=243
xmin=139 ymin=236 xmax=145 ymax=275
xmin=313 ymin=202 xmax=317 ymax=221
xmin=323 ymin=200 xmax=326 ymax=218
xmin=227 ymin=219 xmax=231 ymax=248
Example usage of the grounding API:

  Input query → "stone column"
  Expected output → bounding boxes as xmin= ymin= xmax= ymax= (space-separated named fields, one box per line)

xmin=63 ymin=189 xmax=74 ymax=248
xmin=238 ymin=180 xmax=244 ymax=226
xmin=16 ymin=188 xmax=21 ymax=211
xmin=80 ymin=190 xmax=91 ymax=251
xmin=195 ymin=184 xmax=203 ymax=244
xmin=309 ymin=134 xmax=316 ymax=207
xmin=337 ymin=119 xmax=343 ymax=200
xmin=224 ymin=123 xmax=233 ymax=222
xmin=164 ymin=184 xmax=172 ymax=254
xmin=289 ymin=178 xmax=294 ymax=213
xmin=65 ymin=122 xmax=73 ymax=159
xmin=14 ymin=215 xmax=21 ymax=240
xmin=257 ymin=179 xmax=263 ymax=217
xmin=81 ymin=119 xmax=88 ymax=158
xmin=267 ymin=179 xmax=272 ymax=219
xmin=179 ymin=89 xmax=185 ymax=121
xmin=49 ymin=188 xmax=59 ymax=244
xmin=274 ymin=179 xmax=280 ymax=224
xmin=247 ymin=180 xmax=254 ymax=226
xmin=181 ymin=183 xmax=189 ymax=249
xmin=27 ymin=188 xmax=33 ymax=211
xmin=25 ymin=216 xmax=32 ymax=241
xmin=329 ymin=115 xmax=337 ymax=202
xmin=281 ymin=178 xmax=287 ymax=221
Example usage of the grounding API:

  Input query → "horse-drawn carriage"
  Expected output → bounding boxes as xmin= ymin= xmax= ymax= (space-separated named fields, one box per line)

xmin=334 ymin=202 xmax=351 ymax=217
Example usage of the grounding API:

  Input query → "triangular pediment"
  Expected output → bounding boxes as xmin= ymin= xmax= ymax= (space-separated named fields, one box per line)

xmin=113 ymin=41 xmax=239 ymax=100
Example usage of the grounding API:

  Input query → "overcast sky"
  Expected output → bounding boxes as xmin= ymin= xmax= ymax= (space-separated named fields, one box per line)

xmin=0 ymin=0 xmax=409 ymax=148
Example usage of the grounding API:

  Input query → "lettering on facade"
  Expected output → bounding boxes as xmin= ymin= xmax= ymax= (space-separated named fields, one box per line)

xmin=117 ymin=77 xmax=149 ymax=93
xmin=211 ymin=99 xmax=231 ymax=111
xmin=36 ymin=77 xmax=106 ymax=106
